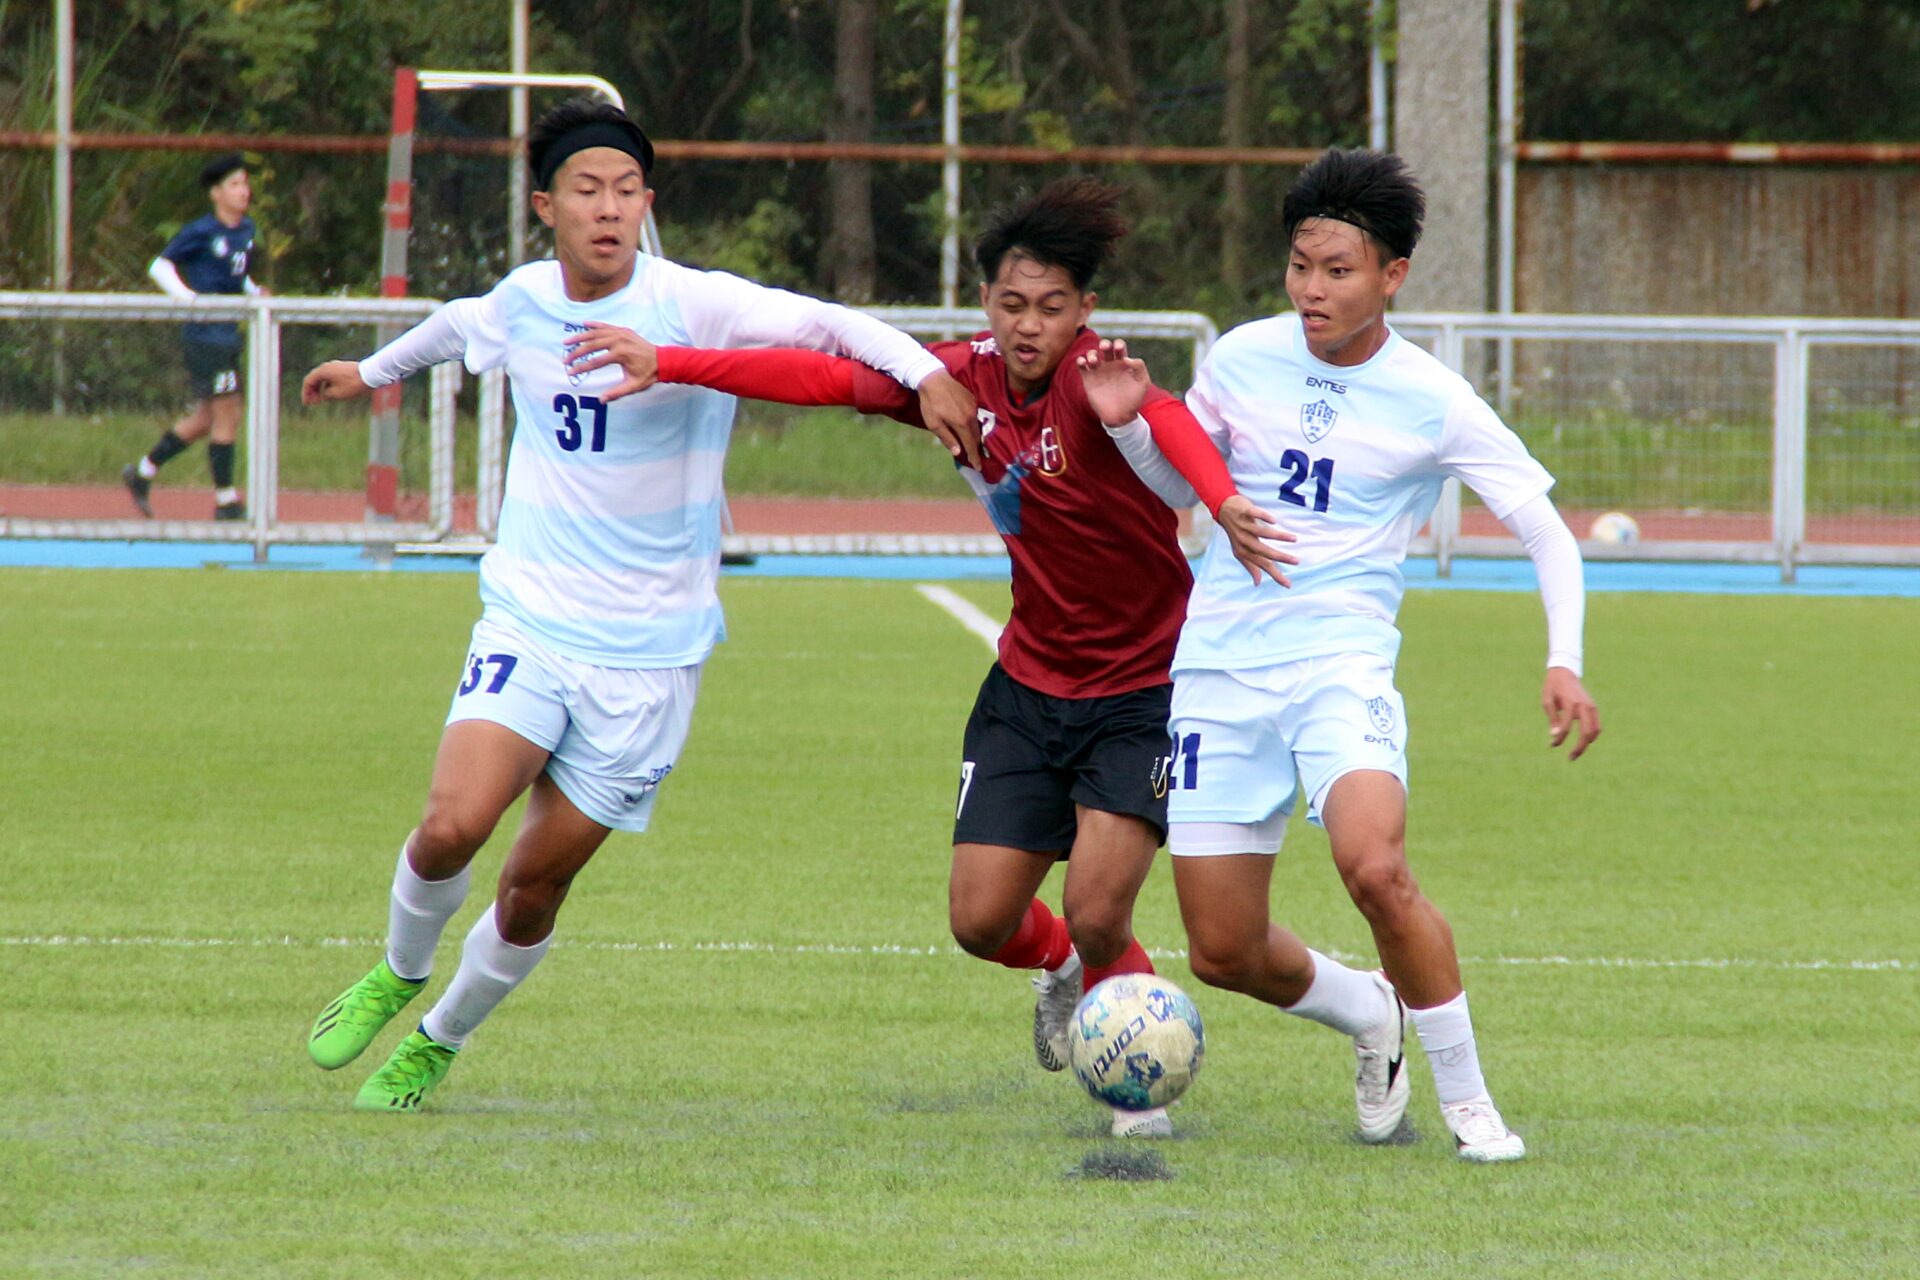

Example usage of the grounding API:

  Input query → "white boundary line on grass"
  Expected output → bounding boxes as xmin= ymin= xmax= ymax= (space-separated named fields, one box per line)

xmin=1 ymin=934 xmax=1907 ymax=971
xmin=915 ymin=584 xmax=1003 ymax=650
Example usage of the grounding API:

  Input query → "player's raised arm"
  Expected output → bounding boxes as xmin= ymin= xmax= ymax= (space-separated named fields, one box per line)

xmin=667 ymin=265 xmax=981 ymax=467
xmin=1076 ymin=337 xmax=1298 ymax=587
xmin=562 ymin=325 xmax=972 ymax=452
xmin=300 ymin=296 xmax=506 ymax=406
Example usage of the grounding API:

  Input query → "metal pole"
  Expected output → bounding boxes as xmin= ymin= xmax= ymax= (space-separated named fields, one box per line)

xmin=1368 ymin=0 xmax=1389 ymax=151
xmin=368 ymin=67 xmax=419 ymax=562
xmin=1495 ymin=0 xmax=1518 ymax=410
xmin=509 ymin=0 xmax=529 ymax=267
xmin=1770 ymin=330 xmax=1807 ymax=583
xmin=52 ymin=0 xmax=73 ymax=412
xmin=940 ymin=0 xmax=963 ymax=317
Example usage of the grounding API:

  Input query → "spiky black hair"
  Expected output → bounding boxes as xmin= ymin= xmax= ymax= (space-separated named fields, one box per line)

xmin=1283 ymin=148 xmax=1426 ymax=262
xmin=975 ymin=177 xmax=1130 ymax=291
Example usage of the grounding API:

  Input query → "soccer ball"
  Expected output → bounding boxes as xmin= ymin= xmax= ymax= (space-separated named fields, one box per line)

xmin=1588 ymin=511 xmax=1641 ymax=545
xmin=1068 ymin=974 xmax=1205 ymax=1112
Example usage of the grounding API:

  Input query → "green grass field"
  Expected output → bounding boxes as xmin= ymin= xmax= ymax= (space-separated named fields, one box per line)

xmin=3 ymin=568 xmax=1917 ymax=1278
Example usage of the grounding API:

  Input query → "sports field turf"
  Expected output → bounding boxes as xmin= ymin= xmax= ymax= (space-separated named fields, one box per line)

xmin=2 ymin=568 xmax=1916 ymax=1278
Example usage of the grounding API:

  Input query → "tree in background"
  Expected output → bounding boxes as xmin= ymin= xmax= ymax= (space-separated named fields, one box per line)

xmin=5 ymin=0 xmax=1916 ymax=314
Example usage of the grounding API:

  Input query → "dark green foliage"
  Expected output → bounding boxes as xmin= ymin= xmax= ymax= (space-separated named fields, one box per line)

xmin=2 ymin=1 xmax=1915 ymax=316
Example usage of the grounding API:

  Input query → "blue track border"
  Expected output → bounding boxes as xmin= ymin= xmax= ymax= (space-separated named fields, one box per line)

xmin=1 ymin=540 xmax=1917 ymax=597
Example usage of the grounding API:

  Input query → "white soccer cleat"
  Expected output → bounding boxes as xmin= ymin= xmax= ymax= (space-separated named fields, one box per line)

xmin=1111 ymin=1106 xmax=1173 ymax=1139
xmin=1353 ymin=971 xmax=1411 ymax=1143
xmin=1031 ymin=953 xmax=1083 ymax=1072
xmin=1443 ymin=1097 xmax=1526 ymax=1162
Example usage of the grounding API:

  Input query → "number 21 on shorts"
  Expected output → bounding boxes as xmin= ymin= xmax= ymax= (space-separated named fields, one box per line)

xmin=1165 ymin=732 xmax=1200 ymax=792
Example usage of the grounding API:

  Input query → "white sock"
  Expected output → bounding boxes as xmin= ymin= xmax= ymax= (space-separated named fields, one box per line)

xmin=1282 ymin=949 xmax=1391 ymax=1037
xmin=420 ymin=906 xmax=550 ymax=1050
xmin=1408 ymin=991 xmax=1489 ymax=1105
xmin=137 ymin=457 xmax=159 ymax=479
xmin=214 ymin=486 xmax=240 ymax=505
xmin=385 ymin=838 xmax=470 ymax=982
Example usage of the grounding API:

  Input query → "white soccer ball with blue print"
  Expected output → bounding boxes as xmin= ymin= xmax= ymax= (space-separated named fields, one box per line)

xmin=1588 ymin=511 xmax=1641 ymax=545
xmin=1068 ymin=974 xmax=1205 ymax=1112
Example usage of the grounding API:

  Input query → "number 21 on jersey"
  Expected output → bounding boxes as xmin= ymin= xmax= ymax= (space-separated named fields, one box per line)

xmin=1278 ymin=449 xmax=1335 ymax=512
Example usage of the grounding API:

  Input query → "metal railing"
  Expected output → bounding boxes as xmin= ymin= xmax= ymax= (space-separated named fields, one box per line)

xmin=5 ymin=296 xmax=1916 ymax=581
xmin=0 ymin=292 xmax=457 ymax=560
xmin=1391 ymin=312 xmax=1920 ymax=580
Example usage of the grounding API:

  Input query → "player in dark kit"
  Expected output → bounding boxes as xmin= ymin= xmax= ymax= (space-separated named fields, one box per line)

xmin=122 ymin=152 xmax=262 ymax=520
xmin=557 ymin=179 xmax=1289 ymax=1136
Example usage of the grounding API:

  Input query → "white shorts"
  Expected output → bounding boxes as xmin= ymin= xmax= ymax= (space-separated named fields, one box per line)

xmin=1165 ymin=652 xmax=1408 ymax=856
xmin=445 ymin=613 xmax=701 ymax=833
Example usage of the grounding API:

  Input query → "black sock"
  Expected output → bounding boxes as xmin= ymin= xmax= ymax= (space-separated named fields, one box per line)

xmin=146 ymin=430 xmax=189 ymax=469
xmin=208 ymin=442 xmax=236 ymax=490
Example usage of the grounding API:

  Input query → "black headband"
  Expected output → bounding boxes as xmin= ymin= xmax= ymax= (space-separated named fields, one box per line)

xmin=535 ymin=120 xmax=655 ymax=190
xmin=1293 ymin=206 xmax=1408 ymax=259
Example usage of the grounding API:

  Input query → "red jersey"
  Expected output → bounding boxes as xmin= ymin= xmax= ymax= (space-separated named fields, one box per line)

xmin=657 ymin=329 xmax=1217 ymax=698
xmin=851 ymin=330 xmax=1189 ymax=697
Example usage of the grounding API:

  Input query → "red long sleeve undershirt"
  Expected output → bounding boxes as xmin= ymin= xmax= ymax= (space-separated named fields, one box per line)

xmin=656 ymin=343 xmax=1239 ymax=515
xmin=1138 ymin=398 xmax=1237 ymax=516
xmin=656 ymin=345 xmax=865 ymax=409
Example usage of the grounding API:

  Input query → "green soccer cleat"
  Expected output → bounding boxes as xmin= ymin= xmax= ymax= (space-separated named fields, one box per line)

xmin=308 ymin=959 xmax=426 ymax=1070
xmin=353 ymin=1030 xmax=457 ymax=1113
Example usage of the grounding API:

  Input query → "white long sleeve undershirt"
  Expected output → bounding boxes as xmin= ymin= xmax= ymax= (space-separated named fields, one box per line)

xmin=356 ymin=300 xmax=480 ymax=388
xmin=1499 ymin=492 xmax=1586 ymax=676
xmin=148 ymin=257 xmax=195 ymax=300
xmin=1103 ymin=414 xmax=1199 ymax=510
xmin=149 ymin=256 xmax=260 ymax=300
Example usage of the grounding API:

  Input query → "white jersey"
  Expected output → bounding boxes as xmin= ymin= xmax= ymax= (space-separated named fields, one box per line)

xmin=1176 ymin=314 xmax=1554 ymax=672
xmin=362 ymin=256 xmax=943 ymax=668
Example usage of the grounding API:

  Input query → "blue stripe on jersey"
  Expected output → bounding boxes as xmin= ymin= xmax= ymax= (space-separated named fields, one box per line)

xmin=494 ymin=494 xmax=726 ymax=566
xmin=477 ymin=261 xmax=737 ymax=669
xmin=478 ymin=591 xmax=727 ymax=670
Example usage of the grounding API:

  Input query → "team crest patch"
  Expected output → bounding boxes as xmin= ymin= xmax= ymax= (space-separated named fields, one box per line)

xmin=1036 ymin=425 xmax=1067 ymax=476
xmin=1366 ymin=696 xmax=1395 ymax=734
xmin=1301 ymin=399 xmax=1338 ymax=444
xmin=212 ymin=235 xmax=228 ymax=257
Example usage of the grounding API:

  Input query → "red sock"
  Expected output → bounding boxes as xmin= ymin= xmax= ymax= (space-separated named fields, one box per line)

xmin=1084 ymin=938 xmax=1155 ymax=988
xmin=987 ymin=898 xmax=1074 ymax=971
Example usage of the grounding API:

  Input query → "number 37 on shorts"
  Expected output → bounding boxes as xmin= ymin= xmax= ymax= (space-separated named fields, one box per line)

xmin=457 ymin=652 xmax=518 ymax=696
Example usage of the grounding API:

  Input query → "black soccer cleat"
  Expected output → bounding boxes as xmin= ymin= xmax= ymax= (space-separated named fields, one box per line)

xmin=214 ymin=501 xmax=247 ymax=521
xmin=121 ymin=464 xmax=154 ymax=517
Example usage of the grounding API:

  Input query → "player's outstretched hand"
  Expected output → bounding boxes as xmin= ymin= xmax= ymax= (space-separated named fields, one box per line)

xmin=1217 ymin=493 xmax=1299 ymax=588
xmin=1543 ymin=666 xmax=1601 ymax=761
xmin=1075 ymin=338 xmax=1150 ymax=427
xmin=301 ymin=360 xmax=371 ymax=404
xmin=917 ymin=372 xmax=983 ymax=469
xmin=562 ymin=322 xmax=659 ymax=402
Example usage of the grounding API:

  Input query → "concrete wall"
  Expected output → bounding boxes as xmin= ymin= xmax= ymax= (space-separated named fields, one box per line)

xmin=1518 ymin=167 xmax=1920 ymax=318
xmin=1394 ymin=0 xmax=1490 ymax=313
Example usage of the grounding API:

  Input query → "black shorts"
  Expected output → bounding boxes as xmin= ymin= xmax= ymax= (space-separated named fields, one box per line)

xmin=184 ymin=340 xmax=242 ymax=400
xmin=952 ymin=663 xmax=1173 ymax=853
